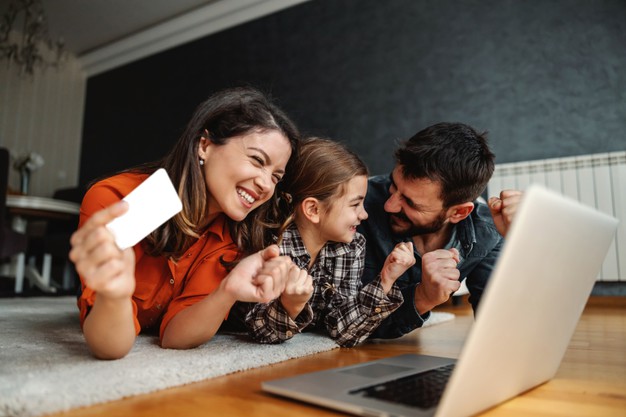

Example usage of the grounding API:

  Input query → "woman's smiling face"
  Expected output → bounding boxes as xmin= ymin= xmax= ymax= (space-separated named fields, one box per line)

xmin=199 ymin=129 xmax=292 ymax=222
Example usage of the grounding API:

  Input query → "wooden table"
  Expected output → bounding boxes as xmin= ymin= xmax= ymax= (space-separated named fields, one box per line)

xmin=50 ymin=297 xmax=626 ymax=417
xmin=2 ymin=195 xmax=79 ymax=293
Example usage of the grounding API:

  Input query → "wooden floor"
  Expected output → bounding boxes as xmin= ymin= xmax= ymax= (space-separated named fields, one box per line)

xmin=53 ymin=296 xmax=626 ymax=417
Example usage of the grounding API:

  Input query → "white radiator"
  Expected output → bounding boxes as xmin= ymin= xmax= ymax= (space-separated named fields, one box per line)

xmin=488 ymin=151 xmax=626 ymax=282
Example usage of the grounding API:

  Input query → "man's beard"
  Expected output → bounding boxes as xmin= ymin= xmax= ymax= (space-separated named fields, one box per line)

xmin=388 ymin=210 xmax=447 ymax=237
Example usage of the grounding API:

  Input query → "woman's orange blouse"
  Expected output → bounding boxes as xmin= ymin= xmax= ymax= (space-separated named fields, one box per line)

xmin=76 ymin=172 xmax=239 ymax=339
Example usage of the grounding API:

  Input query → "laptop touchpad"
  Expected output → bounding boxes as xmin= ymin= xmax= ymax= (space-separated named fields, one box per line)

xmin=338 ymin=364 xmax=415 ymax=378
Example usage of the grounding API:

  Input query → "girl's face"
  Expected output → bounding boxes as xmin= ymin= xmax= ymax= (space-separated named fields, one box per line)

xmin=318 ymin=175 xmax=369 ymax=244
xmin=199 ymin=130 xmax=292 ymax=221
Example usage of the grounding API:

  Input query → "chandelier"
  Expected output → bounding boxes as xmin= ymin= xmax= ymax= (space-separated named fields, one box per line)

xmin=0 ymin=0 xmax=65 ymax=75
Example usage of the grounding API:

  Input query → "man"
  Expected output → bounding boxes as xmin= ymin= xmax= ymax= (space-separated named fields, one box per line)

xmin=359 ymin=122 xmax=521 ymax=339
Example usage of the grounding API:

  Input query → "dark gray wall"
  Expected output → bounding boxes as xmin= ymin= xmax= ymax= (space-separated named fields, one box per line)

xmin=80 ymin=0 xmax=626 ymax=183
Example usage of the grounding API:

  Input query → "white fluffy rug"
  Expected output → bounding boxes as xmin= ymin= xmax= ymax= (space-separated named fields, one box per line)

xmin=0 ymin=296 xmax=454 ymax=417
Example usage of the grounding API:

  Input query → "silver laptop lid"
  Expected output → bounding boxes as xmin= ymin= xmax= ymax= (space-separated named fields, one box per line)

xmin=262 ymin=185 xmax=618 ymax=417
xmin=436 ymin=184 xmax=619 ymax=417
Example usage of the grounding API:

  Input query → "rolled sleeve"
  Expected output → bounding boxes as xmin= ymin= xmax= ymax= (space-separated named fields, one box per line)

xmin=368 ymin=283 xmax=429 ymax=339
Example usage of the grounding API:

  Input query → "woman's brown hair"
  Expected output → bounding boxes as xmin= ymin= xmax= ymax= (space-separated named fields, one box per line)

xmin=129 ymin=87 xmax=300 ymax=260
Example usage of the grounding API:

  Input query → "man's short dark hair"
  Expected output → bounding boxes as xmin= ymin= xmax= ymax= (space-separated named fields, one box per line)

xmin=394 ymin=122 xmax=495 ymax=207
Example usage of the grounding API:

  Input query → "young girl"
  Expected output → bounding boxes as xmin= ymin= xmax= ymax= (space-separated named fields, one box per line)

xmin=244 ymin=138 xmax=415 ymax=347
xmin=69 ymin=87 xmax=303 ymax=359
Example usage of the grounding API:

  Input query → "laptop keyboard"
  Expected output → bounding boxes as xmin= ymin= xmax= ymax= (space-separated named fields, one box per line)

xmin=349 ymin=363 xmax=455 ymax=409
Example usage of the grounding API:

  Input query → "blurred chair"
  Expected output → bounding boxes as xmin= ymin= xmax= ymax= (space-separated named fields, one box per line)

xmin=45 ymin=186 xmax=83 ymax=291
xmin=0 ymin=147 xmax=28 ymax=292
xmin=27 ymin=186 xmax=83 ymax=292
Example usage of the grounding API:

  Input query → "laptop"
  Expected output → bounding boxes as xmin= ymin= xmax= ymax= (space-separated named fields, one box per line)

xmin=261 ymin=184 xmax=619 ymax=417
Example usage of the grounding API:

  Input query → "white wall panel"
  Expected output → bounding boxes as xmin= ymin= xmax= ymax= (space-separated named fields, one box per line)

xmin=490 ymin=151 xmax=626 ymax=282
xmin=0 ymin=55 xmax=86 ymax=197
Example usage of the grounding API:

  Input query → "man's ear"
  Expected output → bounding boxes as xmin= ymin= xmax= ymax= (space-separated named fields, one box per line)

xmin=301 ymin=197 xmax=321 ymax=224
xmin=447 ymin=202 xmax=474 ymax=224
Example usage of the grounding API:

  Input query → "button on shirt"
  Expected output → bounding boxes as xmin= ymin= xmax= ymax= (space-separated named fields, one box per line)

xmin=245 ymin=223 xmax=403 ymax=347
xmin=76 ymin=172 xmax=239 ymax=340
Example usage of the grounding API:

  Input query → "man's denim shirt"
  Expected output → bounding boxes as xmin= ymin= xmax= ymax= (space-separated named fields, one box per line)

xmin=358 ymin=174 xmax=504 ymax=339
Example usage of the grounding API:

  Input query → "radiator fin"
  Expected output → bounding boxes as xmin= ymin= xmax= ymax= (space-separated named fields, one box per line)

xmin=489 ymin=151 xmax=625 ymax=282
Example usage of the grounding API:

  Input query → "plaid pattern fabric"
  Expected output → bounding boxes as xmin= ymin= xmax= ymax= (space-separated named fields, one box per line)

xmin=245 ymin=224 xmax=403 ymax=347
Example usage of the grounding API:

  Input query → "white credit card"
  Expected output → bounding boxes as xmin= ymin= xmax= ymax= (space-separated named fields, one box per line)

xmin=106 ymin=168 xmax=183 ymax=250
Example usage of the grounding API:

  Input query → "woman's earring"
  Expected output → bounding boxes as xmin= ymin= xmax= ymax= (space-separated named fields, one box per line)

xmin=199 ymin=158 xmax=205 ymax=166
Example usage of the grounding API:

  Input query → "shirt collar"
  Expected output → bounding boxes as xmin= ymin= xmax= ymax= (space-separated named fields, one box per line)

xmin=280 ymin=223 xmax=353 ymax=269
xmin=448 ymin=209 xmax=477 ymax=256
xmin=205 ymin=214 xmax=231 ymax=242
xmin=280 ymin=223 xmax=310 ymax=262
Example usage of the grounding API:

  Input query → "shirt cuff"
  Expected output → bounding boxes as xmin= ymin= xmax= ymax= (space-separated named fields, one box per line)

xmin=409 ymin=283 xmax=431 ymax=325
xmin=291 ymin=303 xmax=314 ymax=329
xmin=361 ymin=279 xmax=404 ymax=316
xmin=273 ymin=301 xmax=313 ymax=339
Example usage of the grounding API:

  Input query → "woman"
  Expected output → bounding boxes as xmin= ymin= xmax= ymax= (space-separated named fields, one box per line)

xmin=70 ymin=87 xmax=301 ymax=359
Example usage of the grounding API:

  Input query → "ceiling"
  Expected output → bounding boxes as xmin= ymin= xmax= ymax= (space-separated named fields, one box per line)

xmin=1 ymin=0 xmax=217 ymax=55
xmin=1 ymin=0 xmax=307 ymax=75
